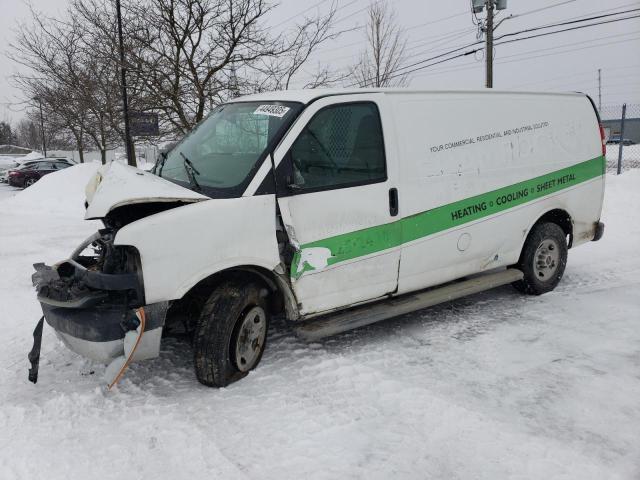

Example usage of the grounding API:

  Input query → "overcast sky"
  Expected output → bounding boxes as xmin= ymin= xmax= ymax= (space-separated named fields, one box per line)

xmin=1 ymin=0 xmax=639 ymax=123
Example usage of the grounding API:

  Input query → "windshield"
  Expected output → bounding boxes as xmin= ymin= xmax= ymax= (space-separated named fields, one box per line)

xmin=158 ymin=101 xmax=300 ymax=195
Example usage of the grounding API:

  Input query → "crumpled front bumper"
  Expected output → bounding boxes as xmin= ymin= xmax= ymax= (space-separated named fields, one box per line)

xmin=33 ymin=261 xmax=167 ymax=363
xmin=39 ymin=301 xmax=167 ymax=362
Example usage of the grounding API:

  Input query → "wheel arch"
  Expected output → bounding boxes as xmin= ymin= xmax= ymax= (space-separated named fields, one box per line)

xmin=534 ymin=208 xmax=574 ymax=248
xmin=165 ymin=265 xmax=299 ymax=332
xmin=518 ymin=208 xmax=574 ymax=261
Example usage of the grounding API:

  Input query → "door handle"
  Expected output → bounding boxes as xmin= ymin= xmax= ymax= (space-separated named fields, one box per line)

xmin=389 ymin=188 xmax=399 ymax=217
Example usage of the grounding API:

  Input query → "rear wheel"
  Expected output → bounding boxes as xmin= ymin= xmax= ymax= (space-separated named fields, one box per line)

xmin=513 ymin=222 xmax=568 ymax=295
xmin=193 ymin=280 xmax=269 ymax=387
xmin=24 ymin=178 xmax=37 ymax=188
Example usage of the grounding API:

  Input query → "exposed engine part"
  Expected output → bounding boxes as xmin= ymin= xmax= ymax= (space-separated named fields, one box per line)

xmin=33 ymin=230 xmax=145 ymax=309
xmin=103 ymin=201 xmax=191 ymax=230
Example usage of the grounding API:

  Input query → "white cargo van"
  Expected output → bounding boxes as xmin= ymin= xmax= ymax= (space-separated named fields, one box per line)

xmin=31 ymin=89 xmax=606 ymax=388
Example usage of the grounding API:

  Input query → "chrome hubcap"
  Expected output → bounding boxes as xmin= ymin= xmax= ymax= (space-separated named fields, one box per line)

xmin=533 ymin=238 xmax=560 ymax=279
xmin=234 ymin=306 xmax=267 ymax=372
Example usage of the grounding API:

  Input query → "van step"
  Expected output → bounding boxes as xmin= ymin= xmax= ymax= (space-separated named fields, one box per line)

xmin=294 ymin=268 xmax=524 ymax=342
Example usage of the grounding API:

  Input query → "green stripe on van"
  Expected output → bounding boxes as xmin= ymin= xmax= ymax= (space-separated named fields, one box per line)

xmin=291 ymin=155 xmax=605 ymax=279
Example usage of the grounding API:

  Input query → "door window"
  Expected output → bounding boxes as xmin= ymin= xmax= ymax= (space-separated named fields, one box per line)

xmin=289 ymin=102 xmax=386 ymax=191
xmin=36 ymin=162 xmax=54 ymax=171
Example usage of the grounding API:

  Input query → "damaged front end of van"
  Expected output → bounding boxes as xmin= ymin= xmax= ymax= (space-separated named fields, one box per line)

xmin=28 ymin=99 xmax=304 ymax=388
xmin=32 ymin=230 xmax=163 ymax=362
xmin=29 ymin=161 xmax=209 ymax=386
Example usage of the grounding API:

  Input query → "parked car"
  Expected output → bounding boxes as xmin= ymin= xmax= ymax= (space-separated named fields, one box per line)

xmin=31 ymin=89 xmax=606 ymax=389
xmin=7 ymin=159 xmax=72 ymax=188
xmin=607 ymin=136 xmax=635 ymax=145
xmin=0 ymin=163 xmax=17 ymax=183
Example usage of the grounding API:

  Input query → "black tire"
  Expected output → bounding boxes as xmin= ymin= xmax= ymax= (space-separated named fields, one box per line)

xmin=512 ymin=222 xmax=568 ymax=295
xmin=24 ymin=178 xmax=36 ymax=188
xmin=193 ymin=280 xmax=269 ymax=387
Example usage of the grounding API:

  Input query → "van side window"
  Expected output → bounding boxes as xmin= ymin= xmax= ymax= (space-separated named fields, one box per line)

xmin=290 ymin=102 xmax=386 ymax=190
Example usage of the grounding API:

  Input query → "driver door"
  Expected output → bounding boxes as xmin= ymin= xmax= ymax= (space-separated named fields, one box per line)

xmin=274 ymin=94 xmax=401 ymax=315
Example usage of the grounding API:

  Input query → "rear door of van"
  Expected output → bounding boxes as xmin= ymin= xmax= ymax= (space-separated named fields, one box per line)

xmin=274 ymin=93 xmax=401 ymax=315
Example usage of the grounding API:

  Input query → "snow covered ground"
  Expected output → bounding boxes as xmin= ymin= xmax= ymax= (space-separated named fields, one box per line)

xmin=0 ymin=183 xmax=20 ymax=201
xmin=0 ymin=165 xmax=639 ymax=480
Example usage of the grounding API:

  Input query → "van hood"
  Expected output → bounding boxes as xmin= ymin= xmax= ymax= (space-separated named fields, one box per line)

xmin=84 ymin=162 xmax=208 ymax=220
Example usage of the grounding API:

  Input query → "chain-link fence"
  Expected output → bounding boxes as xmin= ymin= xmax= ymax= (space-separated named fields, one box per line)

xmin=600 ymin=103 xmax=640 ymax=173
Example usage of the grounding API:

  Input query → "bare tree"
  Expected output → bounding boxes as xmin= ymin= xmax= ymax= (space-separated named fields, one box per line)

xmin=0 ymin=122 xmax=13 ymax=145
xmin=9 ymin=7 xmax=116 ymax=163
xmin=250 ymin=1 xmax=354 ymax=92
xmin=125 ymin=0 xmax=349 ymax=133
xmin=9 ymin=0 xmax=349 ymax=158
xmin=14 ymin=118 xmax=40 ymax=150
xmin=353 ymin=2 xmax=408 ymax=88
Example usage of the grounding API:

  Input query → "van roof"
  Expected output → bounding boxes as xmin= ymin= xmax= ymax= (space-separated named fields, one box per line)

xmin=235 ymin=88 xmax=586 ymax=105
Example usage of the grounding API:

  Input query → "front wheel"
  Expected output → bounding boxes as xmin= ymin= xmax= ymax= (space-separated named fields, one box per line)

xmin=512 ymin=222 xmax=568 ymax=295
xmin=193 ymin=280 xmax=269 ymax=387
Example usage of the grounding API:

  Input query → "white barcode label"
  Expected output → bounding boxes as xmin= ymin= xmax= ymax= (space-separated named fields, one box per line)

xmin=253 ymin=105 xmax=291 ymax=117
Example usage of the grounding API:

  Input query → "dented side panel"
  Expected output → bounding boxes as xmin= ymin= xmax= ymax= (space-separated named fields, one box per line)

xmin=114 ymin=195 xmax=282 ymax=304
xmin=274 ymin=94 xmax=402 ymax=315
xmin=278 ymin=186 xmax=401 ymax=315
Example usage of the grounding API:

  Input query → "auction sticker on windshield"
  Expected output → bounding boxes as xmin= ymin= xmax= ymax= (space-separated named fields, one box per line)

xmin=254 ymin=105 xmax=291 ymax=117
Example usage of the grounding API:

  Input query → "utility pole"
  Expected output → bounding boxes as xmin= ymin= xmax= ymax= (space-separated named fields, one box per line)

xmin=485 ymin=0 xmax=494 ymax=88
xmin=598 ymin=68 xmax=602 ymax=113
xmin=37 ymin=97 xmax=47 ymax=157
xmin=116 ymin=0 xmax=135 ymax=167
xmin=617 ymin=103 xmax=627 ymax=175
xmin=472 ymin=0 xmax=507 ymax=88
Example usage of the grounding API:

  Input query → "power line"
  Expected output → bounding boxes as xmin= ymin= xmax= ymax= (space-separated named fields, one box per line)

xmin=271 ymin=0 xmax=334 ymax=28
xmin=272 ymin=0 xmax=369 ymax=29
xmin=494 ymin=8 xmax=640 ymax=42
xmin=327 ymin=25 xmax=477 ymax=63
xmin=410 ymin=36 xmax=640 ymax=82
xmin=410 ymin=56 xmax=640 ymax=85
xmin=528 ymin=73 xmax=640 ymax=90
xmin=512 ymin=0 xmax=579 ymax=18
xmin=353 ymin=10 xmax=640 ymax=86
xmin=294 ymin=1 xmax=640 ymax=64
xmin=399 ymin=5 xmax=636 ymax=68
xmin=360 ymin=30 xmax=640 ymax=88
xmin=495 ymin=32 xmax=640 ymax=64
xmin=333 ymin=0 xmax=381 ymax=25
xmin=509 ymin=65 xmax=640 ymax=89
xmin=316 ymin=10 xmax=472 ymax=56
xmin=404 ymin=11 xmax=468 ymax=31
xmin=313 ymin=1 xmax=637 ymax=64
xmin=526 ymin=2 xmax=640 ymax=24
xmin=425 ymin=10 xmax=640 ymax=75
xmin=493 ymin=14 xmax=640 ymax=47
xmin=404 ymin=27 xmax=477 ymax=56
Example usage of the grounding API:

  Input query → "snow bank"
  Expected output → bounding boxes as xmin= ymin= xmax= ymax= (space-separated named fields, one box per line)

xmin=6 ymin=163 xmax=99 ymax=218
xmin=20 ymin=151 xmax=45 ymax=161
xmin=0 ymin=156 xmax=21 ymax=169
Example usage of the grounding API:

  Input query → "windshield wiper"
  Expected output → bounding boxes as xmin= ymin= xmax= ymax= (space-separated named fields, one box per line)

xmin=156 ymin=151 xmax=168 ymax=176
xmin=180 ymin=152 xmax=202 ymax=191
